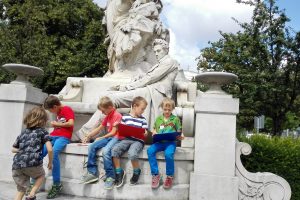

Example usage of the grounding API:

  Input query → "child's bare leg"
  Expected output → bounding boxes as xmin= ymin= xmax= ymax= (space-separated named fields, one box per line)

xmin=113 ymin=157 xmax=121 ymax=169
xmin=29 ymin=175 xmax=45 ymax=197
xmin=131 ymin=160 xmax=139 ymax=169
xmin=130 ymin=160 xmax=141 ymax=185
xmin=14 ymin=191 xmax=25 ymax=200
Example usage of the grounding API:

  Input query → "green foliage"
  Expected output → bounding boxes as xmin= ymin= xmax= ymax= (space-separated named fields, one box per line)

xmin=197 ymin=0 xmax=300 ymax=135
xmin=283 ymin=111 xmax=300 ymax=130
xmin=0 ymin=0 xmax=108 ymax=94
xmin=239 ymin=134 xmax=300 ymax=200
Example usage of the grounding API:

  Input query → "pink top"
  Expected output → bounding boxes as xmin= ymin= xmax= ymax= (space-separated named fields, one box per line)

xmin=101 ymin=108 xmax=123 ymax=139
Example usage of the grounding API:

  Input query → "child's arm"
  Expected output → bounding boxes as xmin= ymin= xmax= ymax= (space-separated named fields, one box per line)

xmin=45 ymin=141 xmax=53 ymax=170
xmin=12 ymin=135 xmax=20 ymax=153
xmin=97 ymin=126 xmax=118 ymax=140
xmin=12 ymin=147 xmax=19 ymax=153
xmin=51 ymin=119 xmax=74 ymax=128
xmin=175 ymin=116 xmax=184 ymax=140
xmin=82 ymin=124 xmax=104 ymax=143
xmin=176 ymin=131 xmax=185 ymax=140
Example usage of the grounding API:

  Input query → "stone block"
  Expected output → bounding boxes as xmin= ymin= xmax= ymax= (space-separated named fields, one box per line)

xmin=189 ymin=173 xmax=238 ymax=200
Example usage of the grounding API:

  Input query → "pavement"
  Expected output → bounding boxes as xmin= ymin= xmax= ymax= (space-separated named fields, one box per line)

xmin=0 ymin=181 xmax=98 ymax=200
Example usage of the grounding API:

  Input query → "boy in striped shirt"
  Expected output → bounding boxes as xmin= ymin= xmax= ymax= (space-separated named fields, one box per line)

xmin=111 ymin=96 xmax=148 ymax=187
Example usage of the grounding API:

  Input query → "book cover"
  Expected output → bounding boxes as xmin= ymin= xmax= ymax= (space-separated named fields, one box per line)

xmin=152 ymin=132 xmax=181 ymax=143
xmin=118 ymin=123 xmax=146 ymax=140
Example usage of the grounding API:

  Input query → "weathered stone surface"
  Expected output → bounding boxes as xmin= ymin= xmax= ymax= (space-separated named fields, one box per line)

xmin=0 ymin=83 xmax=47 ymax=181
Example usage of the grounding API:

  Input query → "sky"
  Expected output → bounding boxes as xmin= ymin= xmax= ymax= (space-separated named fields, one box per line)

xmin=93 ymin=0 xmax=300 ymax=72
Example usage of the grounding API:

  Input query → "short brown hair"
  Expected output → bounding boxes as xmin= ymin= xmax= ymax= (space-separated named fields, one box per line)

xmin=23 ymin=107 xmax=48 ymax=128
xmin=43 ymin=95 xmax=61 ymax=109
xmin=131 ymin=96 xmax=148 ymax=107
xmin=97 ymin=96 xmax=114 ymax=109
xmin=160 ymin=97 xmax=175 ymax=109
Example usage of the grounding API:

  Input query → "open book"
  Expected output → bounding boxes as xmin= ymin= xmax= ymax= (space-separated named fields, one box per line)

xmin=152 ymin=132 xmax=181 ymax=143
xmin=118 ymin=123 xmax=146 ymax=141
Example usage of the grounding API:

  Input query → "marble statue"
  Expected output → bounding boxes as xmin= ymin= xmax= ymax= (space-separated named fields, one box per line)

xmin=103 ymin=0 xmax=168 ymax=78
xmin=76 ymin=38 xmax=179 ymax=140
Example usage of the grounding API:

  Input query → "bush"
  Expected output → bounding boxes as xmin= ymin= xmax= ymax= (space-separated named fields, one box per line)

xmin=238 ymin=134 xmax=300 ymax=200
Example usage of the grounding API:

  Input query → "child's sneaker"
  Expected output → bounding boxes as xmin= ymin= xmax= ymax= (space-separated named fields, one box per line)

xmin=25 ymin=196 xmax=36 ymax=200
xmin=115 ymin=170 xmax=126 ymax=188
xmin=130 ymin=170 xmax=141 ymax=185
xmin=151 ymin=174 xmax=161 ymax=189
xmin=47 ymin=183 xmax=62 ymax=199
xmin=104 ymin=177 xmax=115 ymax=190
xmin=81 ymin=173 xmax=99 ymax=184
xmin=163 ymin=176 xmax=173 ymax=189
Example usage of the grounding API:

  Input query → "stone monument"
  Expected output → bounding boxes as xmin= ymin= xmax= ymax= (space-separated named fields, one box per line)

xmin=57 ymin=0 xmax=196 ymax=142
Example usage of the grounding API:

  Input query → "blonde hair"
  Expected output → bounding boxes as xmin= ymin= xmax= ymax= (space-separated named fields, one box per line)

xmin=23 ymin=107 xmax=48 ymax=128
xmin=131 ymin=96 xmax=148 ymax=107
xmin=97 ymin=96 xmax=114 ymax=109
xmin=160 ymin=97 xmax=175 ymax=109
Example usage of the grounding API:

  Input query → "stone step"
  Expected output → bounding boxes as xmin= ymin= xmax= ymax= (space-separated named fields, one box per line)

xmin=44 ymin=177 xmax=190 ymax=200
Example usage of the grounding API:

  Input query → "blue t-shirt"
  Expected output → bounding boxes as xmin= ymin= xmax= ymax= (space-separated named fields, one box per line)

xmin=12 ymin=127 xmax=50 ymax=170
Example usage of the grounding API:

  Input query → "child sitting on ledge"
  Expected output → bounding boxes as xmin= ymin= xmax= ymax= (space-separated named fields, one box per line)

xmin=147 ymin=97 xmax=184 ymax=189
xmin=111 ymin=96 xmax=149 ymax=187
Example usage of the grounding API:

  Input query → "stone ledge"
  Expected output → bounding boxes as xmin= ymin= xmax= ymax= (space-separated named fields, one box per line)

xmin=63 ymin=143 xmax=195 ymax=161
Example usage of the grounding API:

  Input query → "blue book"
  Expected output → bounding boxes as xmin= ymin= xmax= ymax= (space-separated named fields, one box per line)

xmin=152 ymin=132 xmax=181 ymax=143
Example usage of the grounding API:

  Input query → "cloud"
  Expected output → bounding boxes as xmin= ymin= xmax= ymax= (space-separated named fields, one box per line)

xmin=93 ymin=0 xmax=106 ymax=8
xmin=93 ymin=0 xmax=253 ymax=71
xmin=161 ymin=0 xmax=253 ymax=71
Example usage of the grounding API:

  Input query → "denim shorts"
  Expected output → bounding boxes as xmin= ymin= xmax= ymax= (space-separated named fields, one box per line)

xmin=111 ymin=138 xmax=144 ymax=160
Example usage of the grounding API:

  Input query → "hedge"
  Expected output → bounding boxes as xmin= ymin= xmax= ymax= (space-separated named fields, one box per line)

xmin=238 ymin=134 xmax=300 ymax=200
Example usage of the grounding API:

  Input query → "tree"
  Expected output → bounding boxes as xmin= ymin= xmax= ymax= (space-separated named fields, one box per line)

xmin=0 ymin=0 xmax=108 ymax=94
xmin=197 ymin=0 xmax=300 ymax=135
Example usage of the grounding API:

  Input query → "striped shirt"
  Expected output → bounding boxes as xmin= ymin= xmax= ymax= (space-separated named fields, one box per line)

xmin=121 ymin=114 xmax=148 ymax=129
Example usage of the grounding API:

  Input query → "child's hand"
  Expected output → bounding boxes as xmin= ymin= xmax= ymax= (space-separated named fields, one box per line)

xmin=82 ymin=135 xmax=90 ymax=144
xmin=48 ymin=162 xmax=53 ymax=170
xmin=12 ymin=147 xmax=20 ymax=153
xmin=95 ymin=137 xmax=103 ymax=141
xmin=50 ymin=121 xmax=60 ymax=127
xmin=176 ymin=134 xmax=185 ymax=141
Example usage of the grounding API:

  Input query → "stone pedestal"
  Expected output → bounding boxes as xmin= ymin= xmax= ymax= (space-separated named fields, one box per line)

xmin=0 ymin=83 xmax=47 ymax=181
xmin=189 ymin=72 xmax=239 ymax=200
xmin=189 ymin=93 xmax=239 ymax=199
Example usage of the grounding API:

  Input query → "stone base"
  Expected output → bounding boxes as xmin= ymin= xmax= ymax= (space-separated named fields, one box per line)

xmin=44 ymin=177 xmax=189 ymax=200
xmin=41 ymin=144 xmax=193 ymax=199
xmin=189 ymin=173 xmax=238 ymax=200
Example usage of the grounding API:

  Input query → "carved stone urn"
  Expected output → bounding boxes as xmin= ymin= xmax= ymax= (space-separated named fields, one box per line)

xmin=2 ymin=63 xmax=44 ymax=86
xmin=196 ymin=71 xmax=238 ymax=94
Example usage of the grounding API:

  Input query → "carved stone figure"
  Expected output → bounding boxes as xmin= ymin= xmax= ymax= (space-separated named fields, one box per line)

xmin=103 ymin=0 xmax=166 ymax=78
xmin=76 ymin=39 xmax=179 ymax=140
